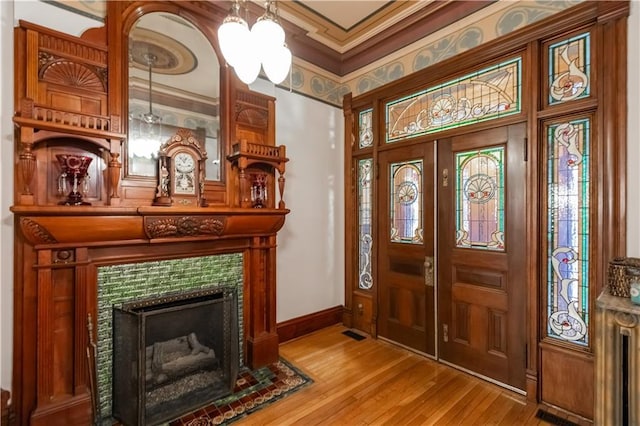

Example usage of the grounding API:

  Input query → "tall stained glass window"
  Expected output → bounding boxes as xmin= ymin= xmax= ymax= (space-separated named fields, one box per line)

xmin=390 ymin=160 xmax=423 ymax=244
xmin=386 ymin=58 xmax=521 ymax=143
xmin=548 ymin=33 xmax=590 ymax=105
xmin=546 ymin=118 xmax=590 ymax=345
xmin=455 ymin=147 xmax=505 ymax=251
xmin=358 ymin=159 xmax=373 ymax=289
xmin=359 ymin=109 xmax=374 ymax=148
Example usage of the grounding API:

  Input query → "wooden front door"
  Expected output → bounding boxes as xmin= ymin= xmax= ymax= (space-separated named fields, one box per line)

xmin=377 ymin=143 xmax=435 ymax=355
xmin=437 ymin=124 xmax=527 ymax=390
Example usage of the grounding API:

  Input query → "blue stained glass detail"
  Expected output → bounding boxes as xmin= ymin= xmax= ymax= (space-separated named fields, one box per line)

xmin=358 ymin=159 xmax=373 ymax=289
xmin=546 ymin=118 xmax=590 ymax=345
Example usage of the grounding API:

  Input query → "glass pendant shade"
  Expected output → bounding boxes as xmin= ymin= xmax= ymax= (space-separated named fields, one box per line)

xmin=234 ymin=44 xmax=262 ymax=84
xmin=218 ymin=1 xmax=291 ymax=85
xmin=251 ymin=16 xmax=285 ymax=62
xmin=218 ymin=15 xmax=249 ymax=68
xmin=263 ymin=44 xmax=291 ymax=84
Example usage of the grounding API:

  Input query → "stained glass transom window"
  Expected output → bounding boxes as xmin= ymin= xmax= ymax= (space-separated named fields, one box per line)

xmin=385 ymin=58 xmax=521 ymax=143
xmin=548 ymin=33 xmax=590 ymax=105
xmin=390 ymin=160 xmax=423 ymax=244
xmin=546 ymin=118 xmax=590 ymax=345
xmin=455 ymin=147 xmax=505 ymax=251
xmin=359 ymin=109 xmax=374 ymax=148
xmin=358 ymin=159 xmax=373 ymax=290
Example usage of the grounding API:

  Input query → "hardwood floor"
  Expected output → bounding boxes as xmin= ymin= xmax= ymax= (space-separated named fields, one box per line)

xmin=235 ymin=325 xmax=590 ymax=425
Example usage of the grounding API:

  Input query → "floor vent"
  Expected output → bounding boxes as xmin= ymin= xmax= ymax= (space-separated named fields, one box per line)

xmin=342 ymin=330 xmax=366 ymax=341
xmin=535 ymin=409 xmax=580 ymax=426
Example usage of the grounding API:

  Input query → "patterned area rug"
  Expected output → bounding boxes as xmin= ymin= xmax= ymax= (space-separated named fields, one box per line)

xmin=169 ymin=359 xmax=312 ymax=425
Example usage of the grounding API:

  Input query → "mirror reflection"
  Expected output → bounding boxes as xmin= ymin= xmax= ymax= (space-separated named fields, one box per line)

xmin=128 ymin=12 xmax=221 ymax=180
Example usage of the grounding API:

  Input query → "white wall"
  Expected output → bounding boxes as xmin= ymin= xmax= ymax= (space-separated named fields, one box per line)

xmin=250 ymin=80 xmax=345 ymax=322
xmin=628 ymin=1 xmax=640 ymax=257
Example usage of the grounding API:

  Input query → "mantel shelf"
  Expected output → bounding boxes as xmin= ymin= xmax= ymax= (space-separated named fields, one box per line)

xmin=12 ymin=205 xmax=289 ymax=246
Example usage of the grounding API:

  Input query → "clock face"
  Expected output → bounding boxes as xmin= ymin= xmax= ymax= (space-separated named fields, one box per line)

xmin=173 ymin=152 xmax=196 ymax=195
xmin=175 ymin=152 xmax=195 ymax=173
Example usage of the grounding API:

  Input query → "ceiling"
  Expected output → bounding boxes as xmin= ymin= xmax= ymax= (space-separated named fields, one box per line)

xmin=270 ymin=0 xmax=496 ymax=76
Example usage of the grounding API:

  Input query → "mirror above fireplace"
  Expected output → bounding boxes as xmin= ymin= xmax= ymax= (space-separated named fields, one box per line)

xmin=127 ymin=12 xmax=221 ymax=181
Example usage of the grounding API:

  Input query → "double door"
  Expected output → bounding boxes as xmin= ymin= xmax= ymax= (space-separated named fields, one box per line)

xmin=376 ymin=124 xmax=526 ymax=390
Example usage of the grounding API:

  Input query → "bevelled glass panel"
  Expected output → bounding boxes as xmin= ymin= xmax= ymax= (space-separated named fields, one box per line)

xmin=455 ymin=147 xmax=505 ymax=251
xmin=386 ymin=58 xmax=521 ymax=143
xmin=548 ymin=33 xmax=590 ymax=105
xmin=359 ymin=109 xmax=374 ymax=148
xmin=546 ymin=118 xmax=590 ymax=346
xmin=390 ymin=160 xmax=423 ymax=244
xmin=358 ymin=159 xmax=373 ymax=290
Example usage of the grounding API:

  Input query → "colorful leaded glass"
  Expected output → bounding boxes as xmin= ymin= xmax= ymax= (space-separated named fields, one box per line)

xmin=390 ymin=160 xmax=423 ymax=244
xmin=455 ymin=147 xmax=505 ymax=251
xmin=546 ymin=119 xmax=590 ymax=345
xmin=359 ymin=109 xmax=374 ymax=148
xmin=358 ymin=159 xmax=373 ymax=289
xmin=548 ymin=33 xmax=590 ymax=105
xmin=386 ymin=58 xmax=521 ymax=143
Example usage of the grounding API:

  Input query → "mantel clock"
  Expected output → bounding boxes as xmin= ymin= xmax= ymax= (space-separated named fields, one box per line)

xmin=153 ymin=128 xmax=208 ymax=207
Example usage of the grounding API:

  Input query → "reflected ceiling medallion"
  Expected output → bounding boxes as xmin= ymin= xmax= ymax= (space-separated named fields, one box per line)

xmin=129 ymin=28 xmax=197 ymax=75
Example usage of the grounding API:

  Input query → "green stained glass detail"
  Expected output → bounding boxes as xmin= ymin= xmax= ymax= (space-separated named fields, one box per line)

xmin=359 ymin=109 xmax=374 ymax=148
xmin=358 ymin=158 xmax=373 ymax=289
xmin=455 ymin=147 xmax=505 ymax=251
xmin=546 ymin=118 xmax=590 ymax=345
xmin=548 ymin=33 xmax=590 ymax=104
xmin=386 ymin=57 xmax=521 ymax=143
xmin=390 ymin=160 xmax=423 ymax=244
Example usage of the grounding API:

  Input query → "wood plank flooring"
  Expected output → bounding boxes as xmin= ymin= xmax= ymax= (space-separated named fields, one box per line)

xmin=234 ymin=325 xmax=590 ymax=425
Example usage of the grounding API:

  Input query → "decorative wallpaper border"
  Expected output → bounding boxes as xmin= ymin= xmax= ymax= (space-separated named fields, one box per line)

xmin=45 ymin=0 xmax=580 ymax=107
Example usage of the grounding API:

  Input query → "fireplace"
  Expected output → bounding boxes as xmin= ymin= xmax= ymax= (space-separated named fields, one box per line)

xmin=112 ymin=287 xmax=239 ymax=425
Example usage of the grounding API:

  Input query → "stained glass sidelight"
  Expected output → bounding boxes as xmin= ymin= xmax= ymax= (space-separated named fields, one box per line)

xmin=548 ymin=33 xmax=590 ymax=105
xmin=390 ymin=160 xmax=423 ymax=244
xmin=455 ymin=147 xmax=505 ymax=251
xmin=359 ymin=109 xmax=374 ymax=148
xmin=546 ymin=118 xmax=590 ymax=345
xmin=386 ymin=58 xmax=521 ymax=143
xmin=358 ymin=159 xmax=373 ymax=290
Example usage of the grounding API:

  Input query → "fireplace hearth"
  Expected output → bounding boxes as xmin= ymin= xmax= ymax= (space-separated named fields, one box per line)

xmin=112 ymin=287 xmax=239 ymax=426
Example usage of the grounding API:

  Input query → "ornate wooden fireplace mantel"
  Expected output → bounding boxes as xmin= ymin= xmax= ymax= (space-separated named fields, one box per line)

xmin=11 ymin=206 xmax=289 ymax=426
xmin=11 ymin=4 xmax=291 ymax=425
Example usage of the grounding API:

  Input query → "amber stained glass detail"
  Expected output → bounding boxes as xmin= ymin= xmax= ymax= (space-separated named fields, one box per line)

xmin=359 ymin=109 xmax=374 ymax=148
xmin=548 ymin=33 xmax=590 ymax=105
xmin=546 ymin=119 xmax=590 ymax=345
xmin=386 ymin=58 xmax=521 ymax=143
xmin=358 ymin=159 xmax=373 ymax=289
xmin=455 ymin=147 xmax=505 ymax=251
xmin=390 ymin=160 xmax=423 ymax=244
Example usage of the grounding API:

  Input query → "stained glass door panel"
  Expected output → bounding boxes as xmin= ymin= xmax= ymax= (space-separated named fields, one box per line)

xmin=377 ymin=144 xmax=435 ymax=355
xmin=438 ymin=124 xmax=527 ymax=390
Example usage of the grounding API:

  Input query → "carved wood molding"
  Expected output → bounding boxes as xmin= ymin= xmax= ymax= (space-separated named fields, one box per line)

xmin=144 ymin=216 xmax=226 ymax=239
xmin=19 ymin=218 xmax=58 ymax=245
xmin=39 ymin=53 xmax=107 ymax=92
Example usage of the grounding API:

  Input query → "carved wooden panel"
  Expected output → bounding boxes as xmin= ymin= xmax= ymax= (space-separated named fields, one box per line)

xmin=488 ymin=310 xmax=507 ymax=357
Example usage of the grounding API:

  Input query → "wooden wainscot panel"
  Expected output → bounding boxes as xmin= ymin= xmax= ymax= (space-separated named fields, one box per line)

xmin=352 ymin=292 xmax=374 ymax=335
xmin=540 ymin=341 xmax=594 ymax=419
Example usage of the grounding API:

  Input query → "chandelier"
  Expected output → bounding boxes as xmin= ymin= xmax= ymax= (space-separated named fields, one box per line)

xmin=130 ymin=52 xmax=163 ymax=159
xmin=218 ymin=0 xmax=292 ymax=85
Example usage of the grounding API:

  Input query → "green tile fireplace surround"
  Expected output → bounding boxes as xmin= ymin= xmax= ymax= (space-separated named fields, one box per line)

xmin=96 ymin=253 xmax=244 ymax=420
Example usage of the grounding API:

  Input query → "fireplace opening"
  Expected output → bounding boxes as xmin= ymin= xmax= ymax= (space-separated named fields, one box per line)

xmin=112 ymin=286 xmax=239 ymax=426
